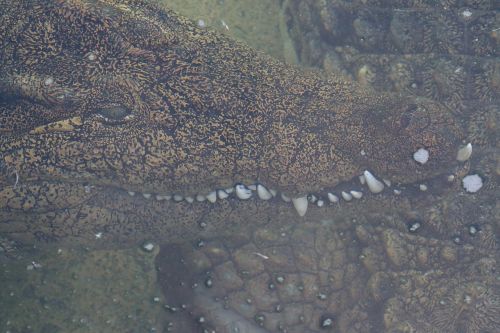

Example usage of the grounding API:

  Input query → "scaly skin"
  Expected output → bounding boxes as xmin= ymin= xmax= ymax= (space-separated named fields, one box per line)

xmin=0 ymin=0 xmax=463 ymax=245
xmin=1 ymin=1 xmax=498 ymax=333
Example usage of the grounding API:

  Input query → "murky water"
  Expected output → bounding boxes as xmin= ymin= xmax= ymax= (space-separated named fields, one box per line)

xmin=1 ymin=1 xmax=498 ymax=333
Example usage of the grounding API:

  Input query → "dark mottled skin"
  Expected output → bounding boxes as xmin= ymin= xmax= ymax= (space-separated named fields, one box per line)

xmin=1 ymin=1 xmax=497 ymax=332
xmin=0 ymin=0 xmax=464 ymax=245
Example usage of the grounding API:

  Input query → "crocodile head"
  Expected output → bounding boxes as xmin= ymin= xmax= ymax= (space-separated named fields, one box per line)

xmin=0 ymin=0 xmax=467 ymax=224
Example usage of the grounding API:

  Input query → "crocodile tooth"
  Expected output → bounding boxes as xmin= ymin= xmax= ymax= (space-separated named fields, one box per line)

xmin=413 ymin=148 xmax=429 ymax=164
xmin=185 ymin=196 xmax=194 ymax=203
xmin=341 ymin=191 xmax=352 ymax=201
xmin=419 ymin=184 xmax=428 ymax=191
xmin=217 ymin=189 xmax=229 ymax=199
xmin=128 ymin=191 xmax=135 ymax=196
xmin=292 ymin=197 xmax=308 ymax=216
xmin=206 ymin=191 xmax=217 ymax=203
xmin=248 ymin=184 xmax=257 ymax=191
xmin=269 ymin=189 xmax=277 ymax=197
xmin=156 ymin=194 xmax=170 ymax=201
xmin=196 ymin=194 xmax=206 ymax=202
xmin=281 ymin=193 xmax=291 ymax=202
xmin=173 ymin=194 xmax=183 ymax=202
xmin=225 ymin=187 xmax=234 ymax=194
xmin=327 ymin=193 xmax=339 ymax=203
xmin=235 ymin=184 xmax=252 ymax=200
xmin=456 ymin=143 xmax=472 ymax=161
xmin=363 ymin=170 xmax=384 ymax=193
xmin=257 ymin=184 xmax=273 ymax=200
xmin=142 ymin=193 xmax=151 ymax=199
xmin=350 ymin=190 xmax=363 ymax=199
xmin=317 ymin=200 xmax=324 ymax=207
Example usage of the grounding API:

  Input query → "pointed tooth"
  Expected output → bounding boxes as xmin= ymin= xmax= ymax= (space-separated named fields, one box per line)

xmin=363 ymin=170 xmax=385 ymax=193
xmin=281 ymin=193 xmax=291 ymax=202
xmin=419 ymin=184 xmax=428 ymax=191
xmin=128 ymin=191 xmax=136 ymax=196
xmin=317 ymin=199 xmax=325 ymax=207
xmin=291 ymin=197 xmax=308 ymax=217
xmin=185 ymin=196 xmax=194 ymax=203
xmin=383 ymin=179 xmax=391 ymax=187
xmin=235 ymin=184 xmax=252 ymax=200
xmin=341 ymin=191 xmax=352 ymax=201
xmin=225 ymin=187 xmax=234 ymax=194
xmin=217 ymin=189 xmax=229 ymax=199
xmin=269 ymin=189 xmax=277 ymax=197
xmin=248 ymin=184 xmax=257 ymax=191
xmin=206 ymin=191 xmax=217 ymax=203
xmin=257 ymin=184 xmax=273 ymax=200
xmin=196 ymin=194 xmax=206 ymax=202
xmin=359 ymin=175 xmax=366 ymax=185
xmin=457 ymin=143 xmax=472 ymax=161
xmin=393 ymin=189 xmax=402 ymax=195
xmin=142 ymin=193 xmax=151 ymax=199
xmin=447 ymin=175 xmax=455 ymax=182
xmin=350 ymin=190 xmax=363 ymax=199
xmin=327 ymin=193 xmax=339 ymax=203
xmin=173 ymin=194 xmax=183 ymax=202
xmin=156 ymin=194 xmax=167 ymax=201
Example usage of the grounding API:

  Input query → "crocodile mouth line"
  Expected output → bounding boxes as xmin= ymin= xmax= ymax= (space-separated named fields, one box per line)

xmin=80 ymin=143 xmax=472 ymax=217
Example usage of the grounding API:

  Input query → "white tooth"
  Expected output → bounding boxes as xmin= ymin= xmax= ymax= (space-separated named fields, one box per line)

xmin=317 ymin=199 xmax=324 ymax=207
xmin=156 ymin=194 xmax=169 ymax=201
xmin=248 ymin=184 xmax=257 ymax=191
xmin=447 ymin=175 xmax=455 ymax=182
xmin=269 ymin=189 xmax=277 ymax=197
xmin=173 ymin=194 xmax=183 ymax=202
xmin=350 ymin=190 xmax=363 ymax=199
xmin=142 ymin=193 xmax=151 ymax=199
xmin=281 ymin=193 xmax=291 ymax=202
xmin=363 ymin=170 xmax=385 ymax=193
xmin=196 ymin=194 xmax=206 ymax=202
xmin=393 ymin=189 xmax=402 ymax=195
xmin=257 ymin=184 xmax=273 ymax=200
xmin=185 ymin=196 xmax=194 ymax=203
xmin=206 ymin=191 xmax=217 ymax=203
xmin=457 ymin=143 xmax=472 ymax=162
xmin=383 ymin=179 xmax=391 ymax=187
xmin=225 ymin=187 xmax=234 ymax=194
xmin=341 ymin=191 xmax=352 ymax=201
xmin=419 ymin=184 xmax=428 ymax=191
xmin=413 ymin=148 xmax=429 ymax=164
xmin=359 ymin=175 xmax=366 ymax=185
xmin=292 ymin=197 xmax=308 ymax=217
xmin=217 ymin=190 xmax=229 ymax=199
xmin=235 ymin=184 xmax=252 ymax=199
xmin=327 ymin=193 xmax=339 ymax=203
xmin=462 ymin=174 xmax=483 ymax=193
xmin=128 ymin=191 xmax=135 ymax=196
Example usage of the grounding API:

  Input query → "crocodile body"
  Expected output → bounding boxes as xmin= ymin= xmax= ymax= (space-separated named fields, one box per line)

xmin=0 ymin=1 xmax=498 ymax=332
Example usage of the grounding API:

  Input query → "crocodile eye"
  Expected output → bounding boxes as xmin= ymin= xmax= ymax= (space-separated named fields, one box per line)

xmin=96 ymin=105 xmax=134 ymax=124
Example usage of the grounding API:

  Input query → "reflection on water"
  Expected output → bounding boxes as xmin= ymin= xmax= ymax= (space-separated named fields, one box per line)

xmin=1 ymin=0 xmax=498 ymax=332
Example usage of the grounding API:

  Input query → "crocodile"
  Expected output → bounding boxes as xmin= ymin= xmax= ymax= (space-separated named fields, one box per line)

xmin=1 ymin=1 xmax=497 ymax=332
